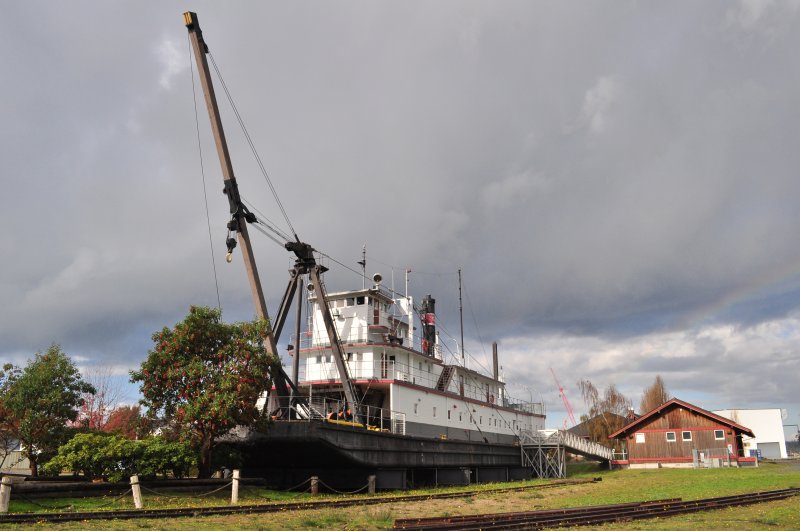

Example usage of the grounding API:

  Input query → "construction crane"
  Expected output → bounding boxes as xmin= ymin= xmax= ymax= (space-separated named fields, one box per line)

xmin=550 ymin=367 xmax=577 ymax=429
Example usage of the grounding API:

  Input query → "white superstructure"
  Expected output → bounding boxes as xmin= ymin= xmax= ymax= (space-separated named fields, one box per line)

xmin=290 ymin=284 xmax=545 ymax=443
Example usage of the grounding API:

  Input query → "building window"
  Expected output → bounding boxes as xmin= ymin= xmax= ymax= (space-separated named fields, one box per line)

xmin=635 ymin=433 xmax=645 ymax=444
xmin=682 ymin=431 xmax=692 ymax=441
xmin=714 ymin=430 xmax=725 ymax=440
xmin=666 ymin=432 xmax=676 ymax=442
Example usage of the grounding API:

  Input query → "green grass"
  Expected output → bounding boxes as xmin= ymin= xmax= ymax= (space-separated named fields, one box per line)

xmin=3 ymin=460 xmax=799 ymax=529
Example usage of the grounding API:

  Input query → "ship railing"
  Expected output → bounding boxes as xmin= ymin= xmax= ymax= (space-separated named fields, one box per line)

xmin=275 ymin=396 xmax=406 ymax=436
xmin=299 ymin=334 xmax=427 ymax=354
xmin=504 ymin=397 xmax=546 ymax=416
xmin=298 ymin=359 xmax=546 ymax=412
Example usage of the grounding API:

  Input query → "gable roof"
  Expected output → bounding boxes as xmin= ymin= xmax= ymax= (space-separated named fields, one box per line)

xmin=608 ymin=398 xmax=755 ymax=439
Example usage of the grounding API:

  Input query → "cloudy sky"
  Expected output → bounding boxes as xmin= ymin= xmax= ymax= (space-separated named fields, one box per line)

xmin=2 ymin=1 xmax=799 ymax=437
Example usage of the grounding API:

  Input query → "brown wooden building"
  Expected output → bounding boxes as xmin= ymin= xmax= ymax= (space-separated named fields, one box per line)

xmin=608 ymin=398 xmax=757 ymax=468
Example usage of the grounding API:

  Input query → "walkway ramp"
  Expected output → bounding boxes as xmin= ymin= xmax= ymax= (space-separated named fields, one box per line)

xmin=519 ymin=430 xmax=614 ymax=478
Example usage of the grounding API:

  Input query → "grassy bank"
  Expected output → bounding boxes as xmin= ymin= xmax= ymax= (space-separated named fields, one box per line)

xmin=3 ymin=460 xmax=799 ymax=529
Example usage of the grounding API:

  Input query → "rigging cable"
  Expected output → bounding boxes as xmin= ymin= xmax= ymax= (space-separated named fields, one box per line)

xmin=208 ymin=53 xmax=299 ymax=241
xmin=188 ymin=34 xmax=222 ymax=311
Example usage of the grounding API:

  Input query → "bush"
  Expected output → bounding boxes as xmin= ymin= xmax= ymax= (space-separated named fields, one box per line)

xmin=44 ymin=433 xmax=198 ymax=481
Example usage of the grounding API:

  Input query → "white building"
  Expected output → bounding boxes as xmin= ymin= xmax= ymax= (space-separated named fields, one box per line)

xmin=713 ymin=408 xmax=788 ymax=459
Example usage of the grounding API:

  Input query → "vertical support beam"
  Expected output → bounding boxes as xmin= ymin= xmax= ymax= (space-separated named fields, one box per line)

xmin=367 ymin=475 xmax=376 ymax=494
xmin=292 ymin=277 xmax=303 ymax=389
xmin=231 ymin=469 xmax=240 ymax=504
xmin=0 ymin=476 xmax=12 ymax=513
xmin=308 ymin=266 xmax=360 ymax=424
xmin=310 ymin=476 xmax=319 ymax=496
xmin=130 ymin=475 xmax=143 ymax=509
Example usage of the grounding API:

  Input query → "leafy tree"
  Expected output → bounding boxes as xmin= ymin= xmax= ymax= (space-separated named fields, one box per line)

xmin=0 ymin=364 xmax=21 ymax=469
xmin=103 ymin=405 xmax=147 ymax=439
xmin=577 ymin=379 xmax=631 ymax=451
xmin=3 ymin=345 xmax=95 ymax=476
xmin=639 ymin=375 xmax=670 ymax=414
xmin=130 ymin=306 xmax=276 ymax=478
xmin=75 ymin=367 xmax=126 ymax=430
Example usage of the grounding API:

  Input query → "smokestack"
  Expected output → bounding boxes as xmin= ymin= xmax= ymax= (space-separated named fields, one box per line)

xmin=421 ymin=295 xmax=436 ymax=357
xmin=492 ymin=342 xmax=499 ymax=380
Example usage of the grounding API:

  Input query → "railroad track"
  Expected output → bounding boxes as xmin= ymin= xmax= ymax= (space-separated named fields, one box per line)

xmin=0 ymin=478 xmax=597 ymax=524
xmin=393 ymin=487 xmax=800 ymax=530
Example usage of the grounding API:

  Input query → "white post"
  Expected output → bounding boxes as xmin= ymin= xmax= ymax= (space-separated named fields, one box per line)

xmin=0 ymin=476 xmax=12 ymax=513
xmin=310 ymin=476 xmax=319 ymax=495
xmin=367 ymin=475 xmax=376 ymax=494
xmin=130 ymin=475 xmax=143 ymax=509
xmin=231 ymin=469 xmax=240 ymax=504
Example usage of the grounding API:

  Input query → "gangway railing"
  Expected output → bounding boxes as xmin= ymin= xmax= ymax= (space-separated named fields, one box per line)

xmin=519 ymin=429 xmax=614 ymax=478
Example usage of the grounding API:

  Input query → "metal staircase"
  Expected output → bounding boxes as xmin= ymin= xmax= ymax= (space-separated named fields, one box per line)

xmin=435 ymin=366 xmax=455 ymax=392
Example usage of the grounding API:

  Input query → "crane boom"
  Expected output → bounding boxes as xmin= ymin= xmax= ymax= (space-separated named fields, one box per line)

xmin=183 ymin=12 xmax=361 ymax=423
xmin=550 ymin=367 xmax=577 ymax=428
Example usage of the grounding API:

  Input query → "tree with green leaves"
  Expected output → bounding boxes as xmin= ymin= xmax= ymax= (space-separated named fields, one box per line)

xmin=0 ymin=364 xmax=21 ymax=469
xmin=639 ymin=375 xmax=671 ymax=414
xmin=130 ymin=306 xmax=277 ymax=478
xmin=2 ymin=345 xmax=95 ymax=476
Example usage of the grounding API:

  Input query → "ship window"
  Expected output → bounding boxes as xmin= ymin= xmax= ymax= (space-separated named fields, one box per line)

xmin=413 ymin=403 xmax=418 ymax=415
xmin=367 ymin=297 xmax=372 ymax=306
xmin=447 ymin=410 xmax=451 ymax=420
xmin=346 ymin=352 xmax=352 ymax=361
xmin=433 ymin=407 xmax=437 ymax=418
xmin=479 ymin=416 xmax=482 ymax=425
xmin=316 ymin=356 xmax=322 ymax=363
xmin=714 ymin=430 xmax=725 ymax=440
xmin=635 ymin=433 xmax=645 ymax=444
xmin=357 ymin=296 xmax=365 ymax=305
xmin=459 ymin=413 xmax=462 ymax=422
xmin=357 ymin=352 xmax=363 ymax=361
xmin=682 ymin=431 xmax=692 ymax=441
xmin=346 ymin=298 xmax=355 ymax=307
xmin=666 ymin=432 xmax=676 ymax=442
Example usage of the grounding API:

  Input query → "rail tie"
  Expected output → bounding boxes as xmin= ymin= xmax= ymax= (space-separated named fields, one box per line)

xmin=0 ymin=478 xmax=596 ymax=524
xmin=392 ymin=487 xmax=800 ymax=530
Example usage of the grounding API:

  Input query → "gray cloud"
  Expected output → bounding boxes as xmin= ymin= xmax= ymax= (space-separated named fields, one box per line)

xmin=1 ymin=1 xmax=798 ymax=426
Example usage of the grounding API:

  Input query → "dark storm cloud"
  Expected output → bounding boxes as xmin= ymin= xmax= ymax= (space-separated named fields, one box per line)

xmin=1 ymin=1 xmax=798 ymax=423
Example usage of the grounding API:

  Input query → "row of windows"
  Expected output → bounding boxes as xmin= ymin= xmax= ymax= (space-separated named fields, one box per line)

xmin=635 ymin=429 xmax=725 ymax=443
xmin=412 ymin=403 xmax=519 ymax=429
xmin=316 ymin=352 xmax=364 ymax=363
xmin=329 ymin=297 xmax=391 ymax=312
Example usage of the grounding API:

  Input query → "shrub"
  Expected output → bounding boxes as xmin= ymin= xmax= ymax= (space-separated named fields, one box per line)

xmin=44 ymin=433 xmax=198 ymax=481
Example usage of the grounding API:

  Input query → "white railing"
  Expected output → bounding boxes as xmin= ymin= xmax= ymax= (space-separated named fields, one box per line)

xmin=274 ymin=396 xmax=406 ymax=436
xmin=518 ymin=429 xmax=614 ymax=461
